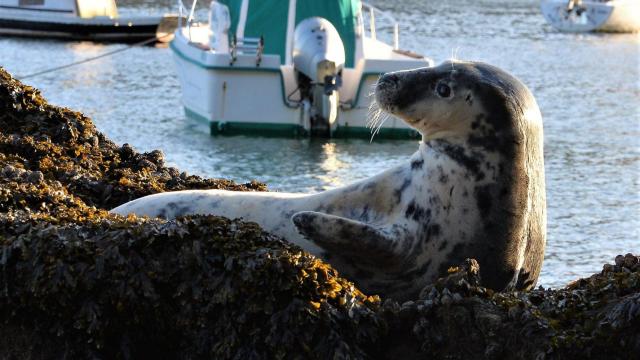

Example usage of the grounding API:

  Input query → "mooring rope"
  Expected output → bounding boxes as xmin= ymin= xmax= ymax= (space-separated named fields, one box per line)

xmin=18 ymin=33 xmax=172 ymax=80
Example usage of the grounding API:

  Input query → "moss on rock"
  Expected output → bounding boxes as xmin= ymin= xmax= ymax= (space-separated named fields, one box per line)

xmin=0 ymin=67 xmax=637 ymax=359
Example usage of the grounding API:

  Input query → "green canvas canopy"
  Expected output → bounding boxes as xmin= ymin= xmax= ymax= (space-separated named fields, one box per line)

xmin=219 ymin=0 xmax=361 ymax=67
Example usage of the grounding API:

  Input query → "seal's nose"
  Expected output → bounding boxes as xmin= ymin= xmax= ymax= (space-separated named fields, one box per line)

xmin=375 ymin=73 xmax=401 ymax=111
xmin=377 ymin=73 xmax=399 ymax=89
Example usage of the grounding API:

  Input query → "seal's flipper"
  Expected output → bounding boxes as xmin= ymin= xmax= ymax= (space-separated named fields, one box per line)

xmin=291 ymin=211 xmax=399 ymax=266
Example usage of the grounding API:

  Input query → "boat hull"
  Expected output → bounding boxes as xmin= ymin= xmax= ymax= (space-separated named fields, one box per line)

xmin=541 ymin=0 xmax=640 ymax=33
xmin=204 ymin=119 xmax=422 ymax=140
xmin=0 ymin=7 xmax=179 ymax=42
xmin=0 ymin=19 xmax=162 ymax=42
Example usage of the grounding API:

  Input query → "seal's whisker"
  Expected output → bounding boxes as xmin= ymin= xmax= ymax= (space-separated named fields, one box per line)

xmin=369 ymin=108 xmax=384 ymax=131
xmin=368 ymin=79 xmax=379 ymax=96
xmin=449 ymin=47 xmax=460 ymax=71
xmin=364 ymin=83 xmax=378 ymax=101
xmin=367 ymin=99 xmax=382 ymax=129
xmin=378 ymin=112 xmax=390 ymax=131
xmin=367 ymin=111 xmax=380 ymax=131
xmin=366 ymin=79 xmax=383 ymax=129
xmin=367 ymin=100 xmax=378 ymax=117
xmin=369 ymin=111 xmax=390 ymax=143
xmin=371 ymin=76 xmax=382 ymax=89
xmin=367 ymin=114 xmax=381 ymax=136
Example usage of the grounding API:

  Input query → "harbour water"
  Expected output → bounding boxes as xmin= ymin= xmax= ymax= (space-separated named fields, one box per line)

xmin=0 ymin=0 xmax=638 ymax=288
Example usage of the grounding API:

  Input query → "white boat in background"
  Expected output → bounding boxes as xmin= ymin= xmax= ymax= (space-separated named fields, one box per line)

xmin=171 ymin=0 xmax=433 ymax=139
xmin=0 ymin=0 xmax=181 ymax=42
xmin=541 ymin=0 xmax=640 ymax=33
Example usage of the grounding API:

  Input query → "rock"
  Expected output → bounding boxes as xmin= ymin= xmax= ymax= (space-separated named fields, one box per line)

xmin=616 ymin=254 xmax=625 ymax=267
xmin=120 ymin=143 xmax=135 ymax=159
xmin=1 ymin=165 xmax=20 ymax=179
xmin=0 ymin=66 xmax=638 ymax=360
xmin=148 ymin=149 xmax=165 ymax=167
xmin=624 ymin=253 xmax=638 ymax=269
xmin=137 ymin=158 xmax=157 ymax=171
xmin=25 ymin=170 xmax=43 ymax=184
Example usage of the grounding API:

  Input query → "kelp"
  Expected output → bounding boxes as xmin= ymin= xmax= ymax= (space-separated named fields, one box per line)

xmin=0 ymin=67 xmax=637 ymax=359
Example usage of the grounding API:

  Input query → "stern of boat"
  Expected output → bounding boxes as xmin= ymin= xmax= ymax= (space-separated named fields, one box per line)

xmin=170 ymin=0 xmax=433 ymax=139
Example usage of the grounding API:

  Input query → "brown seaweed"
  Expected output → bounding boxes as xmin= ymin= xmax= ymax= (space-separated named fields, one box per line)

xmin=0 ymin=66 xmax=637 ymax=359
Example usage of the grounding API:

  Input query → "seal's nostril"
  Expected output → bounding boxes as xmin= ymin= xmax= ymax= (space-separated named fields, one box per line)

xmin=377 ymin=73 xmax=399 ymax=90
xmin=384 ymin=73 xmax=399 ymax=85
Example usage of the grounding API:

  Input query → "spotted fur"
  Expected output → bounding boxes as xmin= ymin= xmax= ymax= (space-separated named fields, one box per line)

xmin=111 ymin=61 xmax=546 ymax=300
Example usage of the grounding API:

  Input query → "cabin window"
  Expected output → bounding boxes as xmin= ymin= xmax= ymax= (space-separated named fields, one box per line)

xmin=19 ymin=0 xmax=45 ymax=6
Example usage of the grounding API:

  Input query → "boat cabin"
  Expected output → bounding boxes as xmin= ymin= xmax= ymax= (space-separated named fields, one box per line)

xmin=0 ymin=0 xmax=118 ymax=18
xmin=215 ymin=0 xmax=360 ymax=67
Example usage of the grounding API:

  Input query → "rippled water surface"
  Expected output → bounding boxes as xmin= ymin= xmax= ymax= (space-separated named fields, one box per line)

xmin=0 ymin=0 xmax=638 ymax=288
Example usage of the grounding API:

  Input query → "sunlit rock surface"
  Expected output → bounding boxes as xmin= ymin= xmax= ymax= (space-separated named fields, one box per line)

xmin=0 ymin=68 xmax=637 ymax=359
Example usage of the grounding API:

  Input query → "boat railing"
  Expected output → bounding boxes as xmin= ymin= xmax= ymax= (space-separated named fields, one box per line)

xmin=176 ymin=0 xmax=198 ymax=40
xmin=362 ymin=2 xmax=399 ymax=50
xmin=175 ymin=1 xmax=400 ymax=50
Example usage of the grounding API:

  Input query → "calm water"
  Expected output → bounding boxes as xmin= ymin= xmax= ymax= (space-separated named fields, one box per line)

xmin=0 ymin=0 xmax=638 ymax=288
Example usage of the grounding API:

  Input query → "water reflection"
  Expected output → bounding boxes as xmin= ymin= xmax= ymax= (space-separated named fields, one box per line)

xmin=317 ymin=143 xmax=350 ymax=188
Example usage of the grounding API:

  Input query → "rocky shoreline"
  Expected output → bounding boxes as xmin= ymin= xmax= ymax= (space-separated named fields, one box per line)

xmin=0 ymin=68 xmax=637 ymax=359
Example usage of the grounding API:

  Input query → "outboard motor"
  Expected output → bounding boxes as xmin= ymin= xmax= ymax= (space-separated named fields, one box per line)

xmin=293 ymin=17 xmax=345 ymax=137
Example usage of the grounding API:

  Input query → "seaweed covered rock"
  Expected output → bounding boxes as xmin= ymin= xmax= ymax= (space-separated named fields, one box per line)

xmin=0 ymin=67 xmax=264 ymax=216
xmin=0 ymin=67 xmax=638 ymax=359
xmin=0 ymin=215 xmax=383 ymax=359
xmin=379 ymin=256 xmax=640 ymax=359
xmin=0 ymin=68 xmax=382 ymax=358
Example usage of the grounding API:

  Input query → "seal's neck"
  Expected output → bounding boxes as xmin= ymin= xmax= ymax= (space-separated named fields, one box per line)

xmin=417 ymin=118 xmax=546 ymax=292
xmin=418 ymin=112 xmax=526 ymax=175
xmin=420 ymin=135 xmax=511 ymax=178
xmin=418 ymin=137 xmax=520 ymax=203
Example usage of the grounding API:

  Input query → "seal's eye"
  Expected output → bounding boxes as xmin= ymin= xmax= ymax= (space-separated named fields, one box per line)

xmin=436 ymin=82 xmax=452 ymax=98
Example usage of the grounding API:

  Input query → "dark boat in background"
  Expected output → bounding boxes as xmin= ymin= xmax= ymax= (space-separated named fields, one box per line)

xmin=0 ymin=0 xmax=181 ymax=42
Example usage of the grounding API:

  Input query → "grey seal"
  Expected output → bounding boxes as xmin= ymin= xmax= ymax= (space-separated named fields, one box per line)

xmin=111 ymin=60 xmax=546 ymax=300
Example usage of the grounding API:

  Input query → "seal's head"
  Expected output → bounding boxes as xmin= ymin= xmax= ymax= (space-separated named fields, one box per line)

xmin=375 ymin=60 xmax=542 ymax=148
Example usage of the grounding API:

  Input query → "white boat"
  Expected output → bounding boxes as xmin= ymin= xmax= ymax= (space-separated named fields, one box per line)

xmin=541 ymin=0 xmax=640 ymax=33
xmin=0 ymin=0 xmax=181 ymax=42
xmin=171 ymin=0 xmax=433 ymax=139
